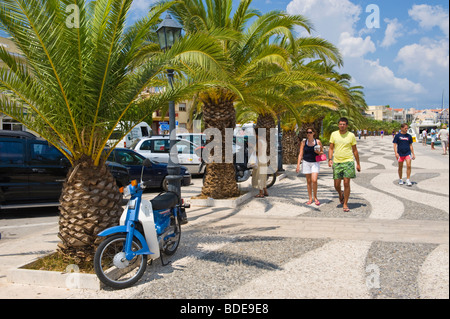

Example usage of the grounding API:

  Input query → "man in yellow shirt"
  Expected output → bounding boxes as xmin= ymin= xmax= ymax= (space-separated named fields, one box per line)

xmin=328 ymin=117 xmax=361 ymax=212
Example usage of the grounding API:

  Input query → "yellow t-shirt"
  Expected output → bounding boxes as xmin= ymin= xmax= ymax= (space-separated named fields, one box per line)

xmin=330 ymin=131 xmax=356 ymax=163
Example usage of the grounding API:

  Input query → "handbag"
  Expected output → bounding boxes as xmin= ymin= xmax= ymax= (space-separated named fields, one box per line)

xmin=248 ymin=151 xmax=258 ymax=168
xmin=315 ymin=154 xmax=327 ymax=162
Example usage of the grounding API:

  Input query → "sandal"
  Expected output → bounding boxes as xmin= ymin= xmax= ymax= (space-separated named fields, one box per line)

xmin=255 ymin=194 xmax=265 ymax=198
xmin=343 ymin=207 xmax=350 ymax=212
xmin=314 ymin=199 xmax=321 ymax=206
xmin=305 ymin=200 xmax=313 ymax=205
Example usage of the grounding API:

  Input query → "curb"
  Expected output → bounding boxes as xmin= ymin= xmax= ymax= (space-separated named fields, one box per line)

xmin=189 ymin=190 xmax=255 ymax=208
xmin=7 ymin=257 xmax=101 ymax=291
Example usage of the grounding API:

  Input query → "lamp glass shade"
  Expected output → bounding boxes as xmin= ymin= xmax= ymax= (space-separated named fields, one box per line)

xmin=156 ymin=14 xmax=183 ymax=51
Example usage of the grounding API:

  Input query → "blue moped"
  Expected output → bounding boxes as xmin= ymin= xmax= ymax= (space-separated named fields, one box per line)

xmin=94 ymin=159 xmax=189 ymax=289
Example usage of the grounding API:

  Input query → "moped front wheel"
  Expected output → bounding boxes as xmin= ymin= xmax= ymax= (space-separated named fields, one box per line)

xmin=94 ymin=234 xmax=147 ymax=290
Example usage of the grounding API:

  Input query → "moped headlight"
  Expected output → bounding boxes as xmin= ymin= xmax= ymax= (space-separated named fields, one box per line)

xmin=119 ymin=185 xmax=131 ymax=197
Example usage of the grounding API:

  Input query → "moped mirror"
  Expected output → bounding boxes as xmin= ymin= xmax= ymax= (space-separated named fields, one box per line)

xmin=140 ymin=158 xmax=152 ymax=184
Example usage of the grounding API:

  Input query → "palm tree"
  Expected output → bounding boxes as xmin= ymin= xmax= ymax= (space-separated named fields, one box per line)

xmin=236 ymin=36 xmax=348 ymax=164
xmin=0 ymin=0 xmax=228 ymax=263
xmin=168 ymin=0 xmax=316 ymax=198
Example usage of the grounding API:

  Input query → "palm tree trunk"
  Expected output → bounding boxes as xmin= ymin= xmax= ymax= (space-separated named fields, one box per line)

xmin=255 ymin=113 xmax=276 ymax=153
xmin=200 ymin=89 xmax=240 ymax=199
xmin=282 ymin=129 xmax=300 ymax=164
xmin=57 ymin=156 xmax=123 ymax=264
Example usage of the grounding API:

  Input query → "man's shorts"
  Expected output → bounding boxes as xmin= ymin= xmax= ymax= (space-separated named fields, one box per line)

xmin=398 ymin=155 xmax=411 ymax=163
xmin=333 ymin=161 xmax=356 ymax=180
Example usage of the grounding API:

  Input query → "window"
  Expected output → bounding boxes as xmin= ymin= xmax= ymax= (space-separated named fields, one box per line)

xmin=29 ymin=142 xmax=65 ymax=165
xmin=0 ymin=141 xmax=24 ymax=164
xmin=139 ymin=140 xmax=152 ymax=151
xmin=178 ymin=103 xmax=186 ymax=112
xmin=115 ymin=150 xmax=143 ymax=165
xmin=140 ymin=126 xmax=149 ymax=137
xmin=152 ymin=139 xmax=169 ymax=153
xmin=2 ymin=119 xmax=24 ymax=131
xmin=176 ymin=140 xmax=194 ymax=154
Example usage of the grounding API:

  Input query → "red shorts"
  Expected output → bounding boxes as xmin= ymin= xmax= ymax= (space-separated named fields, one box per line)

xmin=398 ymin=155 xmax=411 ymax=162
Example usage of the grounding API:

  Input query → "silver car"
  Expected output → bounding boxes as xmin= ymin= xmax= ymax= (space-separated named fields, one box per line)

xmin=133 ymin=136 xmax=204 ymax=175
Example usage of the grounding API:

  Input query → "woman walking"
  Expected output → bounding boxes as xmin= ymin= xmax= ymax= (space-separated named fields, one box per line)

xmin=252 ymin=131 xmax=269 ymax=198
xmin=296 ymin=127 xmax=324 ymax=206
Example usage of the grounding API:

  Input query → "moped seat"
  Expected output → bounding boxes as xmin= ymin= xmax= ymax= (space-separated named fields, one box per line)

xmin=151 ymin=192 xmax=179 ymax=210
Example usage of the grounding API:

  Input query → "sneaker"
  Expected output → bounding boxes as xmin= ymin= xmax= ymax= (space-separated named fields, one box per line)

xmin=406 ymin=180 xmax=412 ymax=186
xmin=398 ymin=179 xmax=404 ymax=185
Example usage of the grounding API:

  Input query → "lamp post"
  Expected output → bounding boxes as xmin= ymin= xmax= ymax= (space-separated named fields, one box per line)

xmin=277 ymin=114 xmax=284 ymax=172
xmin=156 ymin=14 xmax=183 ymax=200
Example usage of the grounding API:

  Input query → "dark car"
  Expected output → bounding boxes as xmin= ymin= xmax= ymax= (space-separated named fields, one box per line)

xmin=106 ymin=148 xmax=191 ymax=191
xmin=0 ymin=131 xmax=130 ymax=210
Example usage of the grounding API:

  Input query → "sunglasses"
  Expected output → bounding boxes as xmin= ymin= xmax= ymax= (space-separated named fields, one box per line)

xmin=307 ymin=131 xmax=313 ymax=134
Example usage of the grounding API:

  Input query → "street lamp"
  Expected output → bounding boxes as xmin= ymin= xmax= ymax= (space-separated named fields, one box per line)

xmin=157 ymin=14 xmax=183 ymax=200
xmin=156 ymin=14 xmax=183 ymax=52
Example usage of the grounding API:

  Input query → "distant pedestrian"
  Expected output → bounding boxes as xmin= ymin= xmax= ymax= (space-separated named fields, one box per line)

xmin=422 ymin=129 xmax=427 ymax=146
xmin=358 ymin=129 xmax=361 ymax=140
xmin=380 ymin=130 xmax=384 ymax=139
xmin=438 ymin=125 xmax=448 ymax=155
xmin=252 ymin=131 xmax=269 ymax=198
xmin=328 ymin=117 xmax=361 ymax=212
xmin=430 ymin=128 xmax=437 ymax=150
xmin=296 ymin=127 xmax=324 ymax=206
xmin=393 ymin=123 xmax=416 ymax=187
xmin=363 ymin=129 xmax=367 ymax=139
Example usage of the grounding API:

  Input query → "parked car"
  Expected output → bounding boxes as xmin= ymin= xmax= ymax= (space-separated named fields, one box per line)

xmin=132 ymin=136 xmax=204 ymax=175
xmin=0 ymin=130 xmax=130 ymax=210
xmin=106 ymin=148 xmax=191 ymax=191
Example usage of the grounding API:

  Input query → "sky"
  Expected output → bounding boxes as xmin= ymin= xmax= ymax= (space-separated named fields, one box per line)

xmin=130 ymin=0 xmax=450 ymax=110
xmin=1 ymin=0 xmax=449 ymax=110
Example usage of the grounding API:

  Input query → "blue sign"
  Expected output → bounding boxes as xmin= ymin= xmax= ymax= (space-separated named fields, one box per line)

xmin=160 ymin=123 xmax=170 ymax=131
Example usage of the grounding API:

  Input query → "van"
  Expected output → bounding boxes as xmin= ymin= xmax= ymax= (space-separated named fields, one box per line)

xmin=0 ymin=131 xmax=130 ymax=209
xmin=108 ymin=122 xmax=152 ymax=148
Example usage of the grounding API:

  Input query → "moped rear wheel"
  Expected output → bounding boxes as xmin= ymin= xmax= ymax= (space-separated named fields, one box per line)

xmin=266 ymin=173 xmax=276 ymax=188
xmin=94 ymin=234 xmax=147 ymax=289
xmin=163 ymin=213 xmax=181 ymax=256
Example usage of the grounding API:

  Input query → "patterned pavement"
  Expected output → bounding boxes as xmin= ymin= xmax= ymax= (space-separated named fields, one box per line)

xmin=87 ymin=136 xmax=449 ymax=299
xmin=0 ymin=136 xmax=448 ymax=299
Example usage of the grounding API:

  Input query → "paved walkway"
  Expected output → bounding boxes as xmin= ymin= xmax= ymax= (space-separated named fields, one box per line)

xmin=0 ymin=136 xmax=448 ymax=299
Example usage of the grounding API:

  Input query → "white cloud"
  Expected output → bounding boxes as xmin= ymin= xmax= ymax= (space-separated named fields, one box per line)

xmin=286 ymin=0 xmax=361 ymax=40
xmin=345 ymin=58 xmax=426 ymax=104
xmin=286 ymin=0 xmax=375 ymax=58
xmin=381 ymin=18 xmax=403 ymax=48
xmin=408 ymin=4 xmax=449 ymax=37
xmin=285 ymin=0 xmax=428 ymax=107
xmin=396 ymin=39 xmax=449 ymax=77
xmin=339 ymin=32 xmax=375 ymax=57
